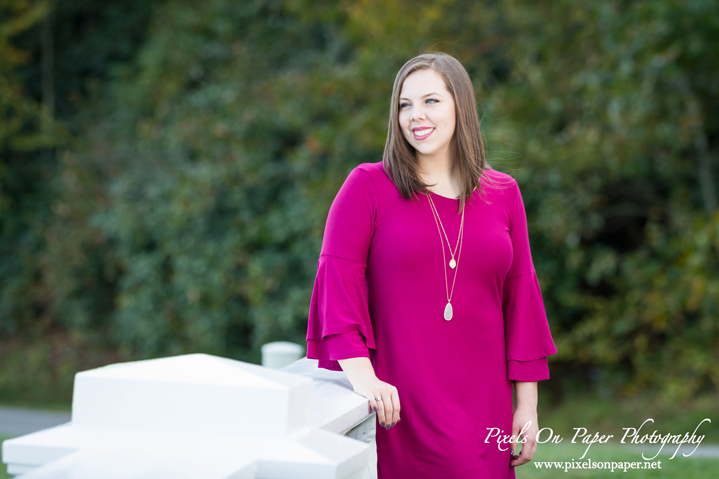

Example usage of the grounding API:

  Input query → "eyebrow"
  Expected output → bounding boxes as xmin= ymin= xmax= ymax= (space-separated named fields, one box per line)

xmin=399 ymin=92 xmax=442 ymax=101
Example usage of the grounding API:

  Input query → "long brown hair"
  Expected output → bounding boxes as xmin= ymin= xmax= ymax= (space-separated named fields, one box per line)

xmin=382 ymin=52 xmax=509 ymax=214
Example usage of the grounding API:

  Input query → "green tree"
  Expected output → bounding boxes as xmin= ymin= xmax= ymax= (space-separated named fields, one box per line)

xmin=3 ymin=0 xmax=717 ymax=404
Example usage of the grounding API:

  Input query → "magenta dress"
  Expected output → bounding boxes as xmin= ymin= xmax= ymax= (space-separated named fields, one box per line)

xmin=306 ymin=161 xmax=557 ymax=479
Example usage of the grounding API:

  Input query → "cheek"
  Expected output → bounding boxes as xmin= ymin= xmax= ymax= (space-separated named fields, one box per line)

xmin=441 ymin=111 xmax=456 ymax=133
xmin=441 ymin=107 xmax=454 ymax=124
xmin=398 ymin=114 xmax=411 ymax=134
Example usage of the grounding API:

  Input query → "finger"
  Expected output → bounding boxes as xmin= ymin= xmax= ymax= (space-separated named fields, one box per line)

xmin=509 ymin=449 xmax=521 ymax=467
xmin=373 ymin=394 xmax=387 ymax=427
xmin=516 ymin=437 xmax=533 ymax=466
xmin=389 ymin=387 xmax=400 ymax=426
xmin=528 ymin=438 xmax=538 ymax=461
xmin=381 ymin=391 xmax=394 ymax=429
xmin=510 ymin=427 xmax=525 ymax=466
xmin=521 ymin=430 xmax=537 ymax=462
xmin=510 ymin=451 xmax=524 ymax=467
xmin=510 ymin=423 xmax=520 ymax=456
xmin=368 ymin=395 xmax=379 ymax=416
xmin=389 ymin=387 xmax=400 ymax=427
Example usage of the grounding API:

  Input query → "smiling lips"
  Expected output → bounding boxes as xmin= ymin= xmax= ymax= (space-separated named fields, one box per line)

xmin=412 ymin=127 xmax=434 ymax=141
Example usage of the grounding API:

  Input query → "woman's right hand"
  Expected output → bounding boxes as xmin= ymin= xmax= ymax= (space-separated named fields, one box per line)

xmin=354 ymin=374 xmax=401 ymax=429
xmin=338 ymin=357 xmax=401 ymax=429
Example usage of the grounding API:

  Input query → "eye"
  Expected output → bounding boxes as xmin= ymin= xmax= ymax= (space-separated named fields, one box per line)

xmin=399 ymin=99 xmax=438 ymax=109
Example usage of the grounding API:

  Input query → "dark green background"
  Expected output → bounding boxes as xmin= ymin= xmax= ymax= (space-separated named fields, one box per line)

xmin=1 ymin=0 xmax=717 ymax=412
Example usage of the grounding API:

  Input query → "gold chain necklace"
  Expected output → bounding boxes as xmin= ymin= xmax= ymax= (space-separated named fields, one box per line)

xmin=426 ymin=192 xmax=465 ymax=321
xmin=428 ymin=195 xmax=464 ymax=269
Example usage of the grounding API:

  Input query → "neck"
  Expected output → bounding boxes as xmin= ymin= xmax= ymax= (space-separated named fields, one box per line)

xmin=417 ymin=155 xmax=459 ymax=198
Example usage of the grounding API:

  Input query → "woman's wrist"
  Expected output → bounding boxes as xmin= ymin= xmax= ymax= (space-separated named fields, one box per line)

xmin=513 ymin=380 xmax=538 ymax=411
xmin=338 ymin=357 xmax=376 ymax=386
xmin=515 ymin=402 xmax=538 ymax=413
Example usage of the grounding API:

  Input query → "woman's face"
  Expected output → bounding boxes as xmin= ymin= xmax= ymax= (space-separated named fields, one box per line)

xmin=398 ymin=68 xmax=456 ymax=162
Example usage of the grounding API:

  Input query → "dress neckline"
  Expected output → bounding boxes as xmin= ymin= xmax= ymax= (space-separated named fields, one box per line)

xmin=427 ymin=190 xmax=460 ymax=201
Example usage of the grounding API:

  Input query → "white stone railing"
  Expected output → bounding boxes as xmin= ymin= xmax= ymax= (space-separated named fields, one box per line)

xmin=1 ymin=352 xmax=377 ymax=479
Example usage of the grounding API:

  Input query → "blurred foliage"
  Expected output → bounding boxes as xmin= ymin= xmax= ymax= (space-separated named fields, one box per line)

xmin=0 ymin=0 xmax=155 ymax=336
xmin=0 ymin=0 xmax=717 ymax=404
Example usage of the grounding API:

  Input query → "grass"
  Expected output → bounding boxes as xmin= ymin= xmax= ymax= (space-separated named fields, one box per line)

xmin=0 ymin=436 xmax=14 ymax=479
xmin=536 ymin=390 xmax=718 ymax=444
xmin=0 ymin=333 xmax=120 ymax=409
xmin=0 ymin=400 xmax=71 ymax=412
xmin=522 ymin=390 xmax=718 ymax=477
xmin=518 ymin=442 xmax=719 ymax=478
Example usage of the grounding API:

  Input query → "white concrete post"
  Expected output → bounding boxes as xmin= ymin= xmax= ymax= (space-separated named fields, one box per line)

xmin=1 ymin=354 xmax=376 ymax=479
xmin=261 ymin=341 xmax=305 ymax=369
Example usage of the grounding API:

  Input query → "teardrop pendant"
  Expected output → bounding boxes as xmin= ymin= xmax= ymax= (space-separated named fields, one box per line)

xmin=449 ymin=258 xmax=456 ymax=269
xmin=444 ymin=302 xmax=453 ymax=321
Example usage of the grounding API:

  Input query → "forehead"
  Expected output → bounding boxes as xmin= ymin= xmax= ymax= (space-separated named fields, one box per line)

xmin=399 ymin=69 xmax=448 ymax=97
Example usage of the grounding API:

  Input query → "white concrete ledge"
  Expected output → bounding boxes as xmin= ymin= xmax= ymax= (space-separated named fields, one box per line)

xmin=2 ymin=354 xmax=376 ymax=479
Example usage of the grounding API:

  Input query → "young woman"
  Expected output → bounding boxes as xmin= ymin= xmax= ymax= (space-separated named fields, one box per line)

xmin=306 ymin=52 xmax=557 ymax=479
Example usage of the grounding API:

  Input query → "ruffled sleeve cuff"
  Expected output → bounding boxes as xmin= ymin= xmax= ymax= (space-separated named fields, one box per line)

xmin=306 ymin=254 xmax=376 ymax=372
xmin=307 ymin=329 xmax=370 ymax=371
xmin=508 ymin=357 xmax=549 ymax=381
xmin=503 ymin=270 xmax=557 ymax=380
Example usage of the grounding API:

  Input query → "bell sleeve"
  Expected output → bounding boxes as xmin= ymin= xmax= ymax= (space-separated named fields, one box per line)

xmin=306 ymin=167 xmax=378 ymax=371
xmin=502 ymin=179 xmax=557 ymax=381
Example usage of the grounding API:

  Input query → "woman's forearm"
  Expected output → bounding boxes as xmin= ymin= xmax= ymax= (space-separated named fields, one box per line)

xmin=511 ymin=381 xmax=540 ymax=466
xmin=513 ymin=381 xmax=538 ymax=411
xmin=338 ymin=357 xmax=376 ymax=386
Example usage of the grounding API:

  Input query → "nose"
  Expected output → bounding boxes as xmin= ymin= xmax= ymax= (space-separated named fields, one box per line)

xmin=411 ymin=105 xmax=426 ymax=122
